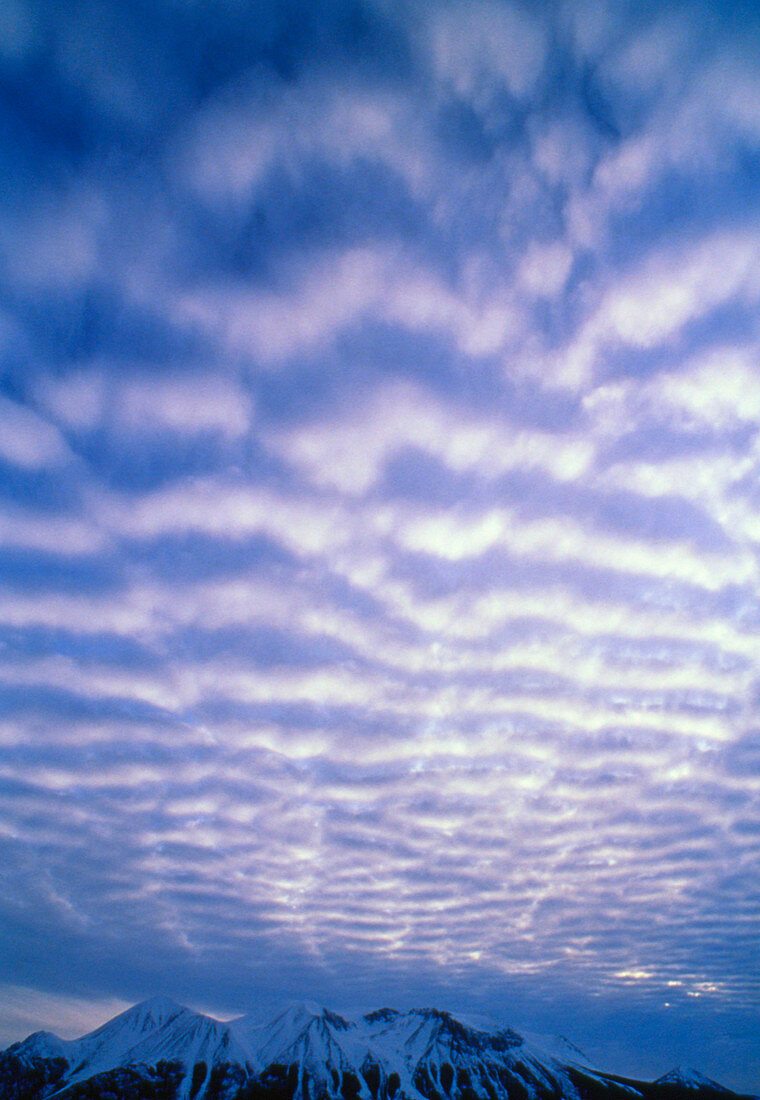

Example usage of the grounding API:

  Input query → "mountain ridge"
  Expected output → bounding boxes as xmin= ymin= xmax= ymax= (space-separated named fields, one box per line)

xmin=0 ymin=1000 xmax=754 ymax=1100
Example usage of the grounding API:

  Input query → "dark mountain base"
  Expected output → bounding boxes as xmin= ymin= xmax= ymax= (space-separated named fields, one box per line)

xmin=2 ymin=1053 xmax=756 ymax=1100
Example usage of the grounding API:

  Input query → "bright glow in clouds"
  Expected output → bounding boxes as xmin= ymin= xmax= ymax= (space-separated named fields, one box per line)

xmin=0 ymin=0 xmax=759 ymax=1093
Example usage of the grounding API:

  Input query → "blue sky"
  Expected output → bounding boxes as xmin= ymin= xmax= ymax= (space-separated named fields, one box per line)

xmin=1 ymin=0 xmax=760 ymax=1091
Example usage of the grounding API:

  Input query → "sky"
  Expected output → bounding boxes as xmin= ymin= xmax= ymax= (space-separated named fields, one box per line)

xmin=1 ymin=0 xmax=760 ymax=1091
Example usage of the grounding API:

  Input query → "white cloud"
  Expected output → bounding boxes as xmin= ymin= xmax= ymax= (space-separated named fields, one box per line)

xmin=1 ymin=510 xmax=104 ymax=554
xmin=35 ymin=370 xmax=109 ymax=432
xmin=518 ymin=239 xmax=574 ymax=297
xmin=584 ymin=348 xmax=760 ymax=556
xmin=174 ymin=248 xmax=384 ymax=364
xmin=554 ymin=228 xmax=760 ymax=389
xmin=174 ymin=246 xmax=522 ymax=367
xmin=428 ymin=0 xmax=547 ymax=105
xmin=655 ymin=346 xmax=760 ymax=430
xmin=584 ymin=344 xmax=760 ymax=438
xmin=530 ymin=115 xmax=596 ymax=190
xmin=184 ymin=79 xmax=431 ymax=203
xmin=37 ymin=369 xmax=252 ymax=438
xmin=394 ymin=502 xmax=752 ymax=592
xmin=706 ymin=51 xmax=760 ymax=143
xmin=597 ymin=230 xmax=760 ymax=349
xmin=117 ymin=373 xmax=251 ymax=438
xmin=108 ymin=480 xmax=348 ymax=558
xmin=265 ymin=380 xmax=592 ymax=493
xmin=0 ymin=396 xmax=73 ymax=469
xmin=559 ymin=0 xmax=616 ymax=60
xmin=599 ymin=11 xmax=692 ymax=98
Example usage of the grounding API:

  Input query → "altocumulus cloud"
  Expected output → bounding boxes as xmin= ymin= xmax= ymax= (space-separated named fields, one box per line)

xmin=1 ymin=0 xmax=760 ymax=1092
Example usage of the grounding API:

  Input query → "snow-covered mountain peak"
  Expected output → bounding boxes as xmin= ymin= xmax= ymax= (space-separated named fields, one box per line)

xmin=297 ymin=1001 xmax=331 ymax=1019
xmin=61 ymin=997 xmax=216 ymax=1086
xmin=362 ymin=1008 xmax=401 ymax=1025
xmin=250 ymin=1001 xmax=353 ymax=1043
xmin=406 ymin=1007 xmax=491 ymax=1052
xmin=9 ymin=1030 xmax=67 ymax=1064
xmin=230 ymin=999 xmax=360 ymax=1074
xmin=93 ymin=995 xmax=188 ymax=1039
xmin=370 ymin=1006 xmax=523 ymax=1065
xmin=132 ymin=995 xmax=186 ymax=1023
xmin=656 ymin=1067 xmax=730 ymax=1090
xmin=518 ymin=1028 xmax=596 ymax=1070
xmin=277 ymin=1001 xmax=352 ymax=1030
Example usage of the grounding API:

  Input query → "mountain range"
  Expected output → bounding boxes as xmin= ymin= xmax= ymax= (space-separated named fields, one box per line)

xmin=0 ymin=998 xmax=754 ymax=1100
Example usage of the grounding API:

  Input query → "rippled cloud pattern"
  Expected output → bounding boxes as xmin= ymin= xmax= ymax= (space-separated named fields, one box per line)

xmin=1 ymin=0 xmax=759 ymax=1090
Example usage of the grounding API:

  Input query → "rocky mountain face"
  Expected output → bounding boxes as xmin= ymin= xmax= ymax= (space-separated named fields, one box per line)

xmin=0 ymin=999 xmax=752 ymax=1100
